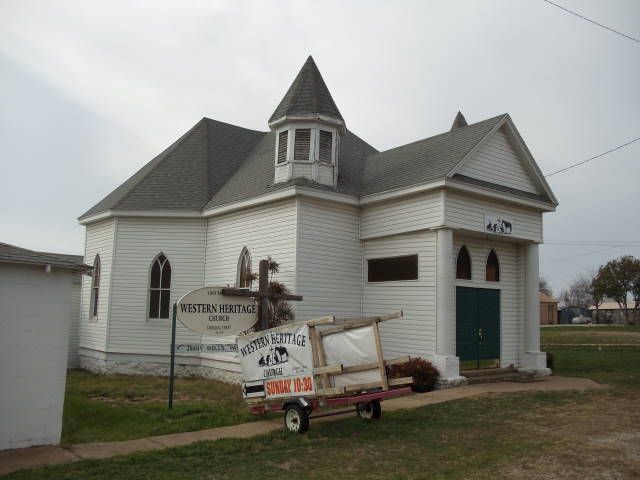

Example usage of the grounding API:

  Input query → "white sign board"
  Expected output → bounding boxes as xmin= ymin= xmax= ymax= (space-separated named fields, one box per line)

xmin=485 ymin=214 xmax=513 ymax=235
xmin=237 ymin=323 xmax=315 ymax=399
xmin=176 ymin=287 xmax=257 ymax=337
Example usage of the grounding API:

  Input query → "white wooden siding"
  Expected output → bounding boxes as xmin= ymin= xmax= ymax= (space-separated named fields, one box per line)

xmin=360 ymin=191 xmax=442 ymax=240
xmin=445 ymin=191 xmax=542 ymax=243
xmin=67 ymin=273 xmax=82 ymax=367
xmin=291 ymin=162 xmax=313 ymax=179
xmin=79 ymin=219 xmax=115 ymax=352
xmin=452 ymin=234 xmax=523 ymax=367
xmin=296 ymin=199 xmax=363 ymax=320
xmin=274 ymin=164 xmax=289 ymax=183
xmin=107 ymin=218 xmax=206 ymax=355
xmin=363 ymin=231 xmax=437 ymax=358
xmin=204 ymin=200 xmax=297 ymax=363
xmin=459 ymin=127 xmax=539 ymax=194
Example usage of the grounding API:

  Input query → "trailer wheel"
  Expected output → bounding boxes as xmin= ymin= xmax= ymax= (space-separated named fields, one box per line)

xmin=284 ymin=404 xmax=309 ymax=433
xmin=356 ymin=400 xmax=382 ymax=420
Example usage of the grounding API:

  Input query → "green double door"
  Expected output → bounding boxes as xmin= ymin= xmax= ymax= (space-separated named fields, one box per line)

xmin=456 ymin=287 xmax=501 ymax=369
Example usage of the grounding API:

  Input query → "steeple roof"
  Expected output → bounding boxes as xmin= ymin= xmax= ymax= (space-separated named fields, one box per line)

xmin=269 ymin=56 xmax=344 ymax=124
xmin=450 ymin=111 xmax=468 ymax=131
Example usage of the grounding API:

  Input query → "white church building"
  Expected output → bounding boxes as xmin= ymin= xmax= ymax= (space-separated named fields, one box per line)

xmin=77 ymin=56 xmax=558 ymax=383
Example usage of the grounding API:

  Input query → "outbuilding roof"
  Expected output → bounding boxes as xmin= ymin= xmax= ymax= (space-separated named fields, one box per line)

xmin=0 ymin=242 xmax=87 ymax=270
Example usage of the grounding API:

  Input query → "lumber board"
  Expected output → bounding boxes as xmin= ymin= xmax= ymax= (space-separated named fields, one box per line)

xmin=332 ymin=311 xmax=403 ymax=325
xmin=306 ymin=315 xmax=336 ymax=326
xmin=389 ymin=377 xmax=413 ymax=386
xmin=343 ymin=381 xmax=384 ymax=392
xmin=314 ymin=364 xmax=343 ymax=375
xmin=372 ymin=321 xmax=389 ymax=390
xmin=319 ymin=322 xmax=371 ymax=337
xmin=316 ymin=386 xmax=345 ymax=397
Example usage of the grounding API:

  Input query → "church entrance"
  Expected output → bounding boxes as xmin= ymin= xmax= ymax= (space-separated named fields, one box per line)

xmin=456 ymin=286 xmax=500 ymax=369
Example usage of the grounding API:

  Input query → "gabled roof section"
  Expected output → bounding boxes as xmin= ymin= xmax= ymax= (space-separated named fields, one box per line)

xmin=268 ymin=56 xmax=344 ymax=124
xmin=0 ymin=242 xmax=86 ymax=270
xmin=447 ymin=115 xmax=558 ymax=206
xmin=360 ymin=115 xmax=505 ymax=196
xmin=80 ymin=119 xmax=265 ymax=219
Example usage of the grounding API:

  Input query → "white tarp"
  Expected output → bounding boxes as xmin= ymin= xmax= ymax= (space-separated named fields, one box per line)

xmin=322 ymin=325 xmax=381 ymax=387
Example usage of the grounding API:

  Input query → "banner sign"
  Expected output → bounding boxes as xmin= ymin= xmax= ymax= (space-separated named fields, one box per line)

xmin=237 ymin=323 xmax=315 ymax=399
xmin=485 ymin=214 xmax=513 ymax=235
xmin=175 ymin=343 xmax=238 ymax=353
xmin=176 ymin=287 xmax=257 ymax=337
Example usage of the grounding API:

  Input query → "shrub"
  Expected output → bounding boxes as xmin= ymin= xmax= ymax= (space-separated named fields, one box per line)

xmin=546 ymin=351 xmax=554 ymax=370
xmin=388 ymin=358 xmax=440 ymax=393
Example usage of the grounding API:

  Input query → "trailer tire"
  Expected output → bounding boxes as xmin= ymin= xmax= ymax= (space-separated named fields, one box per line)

xmin=356 ymin=400 xmax=382 ymax=420
xmin=284 ymin=404 xmax=309 ymax=433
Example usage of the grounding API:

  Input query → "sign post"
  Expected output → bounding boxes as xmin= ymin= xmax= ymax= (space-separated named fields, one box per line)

xmin=168 ymin=303 xmax=177 ymax=409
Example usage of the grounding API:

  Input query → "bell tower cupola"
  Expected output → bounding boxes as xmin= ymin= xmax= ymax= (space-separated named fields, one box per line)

xmin=269 ymin=56 xmax=345 ymax=187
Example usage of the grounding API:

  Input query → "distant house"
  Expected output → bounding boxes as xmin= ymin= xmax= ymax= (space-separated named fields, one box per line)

xmin=539 ymin=292 xmax=558 ymax=325
xmin=590 ymin=300 xmax=640 ymax=324
xmin=0 ymin=242 xmax=86 ymax=450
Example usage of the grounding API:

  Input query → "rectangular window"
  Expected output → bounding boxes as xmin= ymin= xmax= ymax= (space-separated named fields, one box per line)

xmin=367 ymin=255 xmax=418 ymax=282
xmin=277 ymin=130 xmax=288 ymax=164
xmin=294 ymin=129 xmax=311 ymax=161
xmin=319 ymin=130 xmax=333 ymax=164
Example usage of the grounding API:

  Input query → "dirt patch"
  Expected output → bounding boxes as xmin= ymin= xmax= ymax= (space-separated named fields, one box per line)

xmin=499 ymin=393 xmax=640 ymax=479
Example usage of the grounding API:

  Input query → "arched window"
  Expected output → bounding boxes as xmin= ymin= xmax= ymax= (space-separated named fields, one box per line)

xmin=90 ymin=255 xmax=100 ymax=318
xmin=456 ymin=246 xmax=471 ymax=280
xmin=149 ymin=253 xmax=171 ymax=319
xmin=237 ymin=247 xmax=252 ymax=288
xmin=486 ymin=249 xmax=500 ymax=282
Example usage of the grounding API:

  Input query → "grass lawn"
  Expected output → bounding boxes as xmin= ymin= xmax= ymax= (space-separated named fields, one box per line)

xmin=6 ymin=336 xmax=639 ymax=479
xmin=542 ymin=324 xmax=640 ymax=345
xmin=61 ymin=370 xmax=254 ymax=444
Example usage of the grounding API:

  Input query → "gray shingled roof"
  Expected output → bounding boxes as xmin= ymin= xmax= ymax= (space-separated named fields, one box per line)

xmin=360 ymin=115 xmax=505 ymax=195
xmin=0 ymin=242 xmax=86 ymax=270
xmin=82 ymin=111 xmax=547 ymax=217
xmin=81 ymin=119 xmax=264 ymax=218
xmin=268 ymin=56 xmax=343 ymax=124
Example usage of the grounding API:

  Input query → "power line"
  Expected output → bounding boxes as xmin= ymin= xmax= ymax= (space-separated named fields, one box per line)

xmin=544 ymin=136 xmax=640 ymax=177
xmin=545 ymin=241 xmax=640 ymax=247
xmin=542 ymin=0 xmax=640 ymax=44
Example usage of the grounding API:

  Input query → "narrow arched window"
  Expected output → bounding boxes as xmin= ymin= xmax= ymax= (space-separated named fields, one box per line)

xmin=486 ymin=249 xmax=500 ymax=282
xmin=149 ymin=253 xmax=171 ymax=319
xmin=456 ymin=246 xmax=471 ymax=280
xmin=90 ymin=255 xmax=100 ymax=318
xmin=237 ymin=247 xmax=252 ymax=288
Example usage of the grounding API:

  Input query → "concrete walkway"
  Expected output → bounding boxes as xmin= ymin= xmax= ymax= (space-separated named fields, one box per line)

xmin=0 ymin=376 xmax=604 ymax=476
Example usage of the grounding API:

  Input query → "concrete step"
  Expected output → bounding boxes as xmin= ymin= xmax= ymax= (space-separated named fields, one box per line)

xmin=461 ymin=367 xmax=517 ymax=378
xmin=463 ymin=370 xmax=539 ymax=385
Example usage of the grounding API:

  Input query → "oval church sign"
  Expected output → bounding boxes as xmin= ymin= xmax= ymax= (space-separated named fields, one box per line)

xmin=176 ymin=287 xmax=257 ymax=337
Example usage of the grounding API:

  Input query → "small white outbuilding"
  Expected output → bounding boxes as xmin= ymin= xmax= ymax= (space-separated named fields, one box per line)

xmin=0 ymin=243 xmax=86 ymax=450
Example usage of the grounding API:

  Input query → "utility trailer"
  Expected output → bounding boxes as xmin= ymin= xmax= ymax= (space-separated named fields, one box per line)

xmin=236 ymin=311 xmax=413 ymax=433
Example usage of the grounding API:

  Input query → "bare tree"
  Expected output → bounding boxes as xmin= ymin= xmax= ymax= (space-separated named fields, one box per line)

xmin=539 ymin=276 xmax=553 ymax=296
xmin=558 ymin=273 xmax=593 ymax=309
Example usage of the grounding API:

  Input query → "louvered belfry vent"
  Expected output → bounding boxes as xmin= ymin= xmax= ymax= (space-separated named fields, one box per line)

xmin=294 ymin=129 xmax=311 ymax=161
xmin=277 ymin=130 xmax=288 ymax=164
xmin=319 ymin=130 xmax=333 ymax=164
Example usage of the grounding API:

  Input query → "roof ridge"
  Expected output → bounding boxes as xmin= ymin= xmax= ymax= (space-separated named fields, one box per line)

xmin=202 ymin=117 xmax=267 ymax=134
xmin=369 ymin=114 xmax=506 ymax=158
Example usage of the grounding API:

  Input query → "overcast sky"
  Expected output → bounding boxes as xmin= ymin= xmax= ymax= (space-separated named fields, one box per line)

xmin=1 ymin=0 xmax=638 ymax=295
